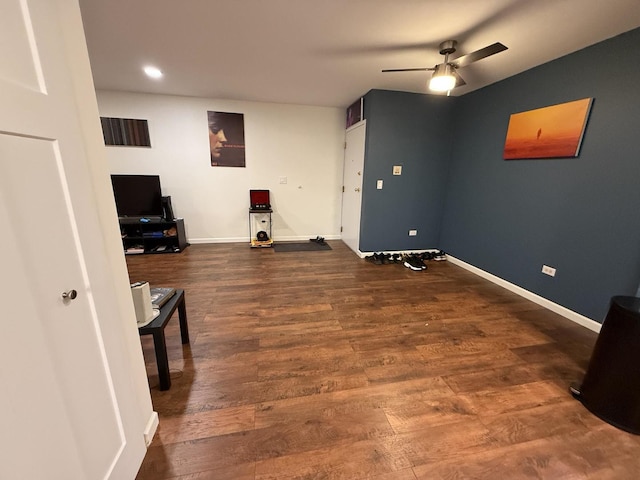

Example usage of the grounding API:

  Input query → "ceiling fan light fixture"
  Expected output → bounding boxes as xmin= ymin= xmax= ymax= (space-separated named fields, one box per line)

xmin=429 ymin=64 xmax=456 ymax=92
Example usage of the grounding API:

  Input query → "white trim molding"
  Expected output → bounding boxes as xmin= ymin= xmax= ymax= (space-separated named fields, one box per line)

xmin=143 ymin=411 xmax=159 ymax=447
xmin=188 ymin=235 xmax=341 ymax=245
xmin=446 ymin=255 xmax=602 ymax=334
xmin=356 ymin=248 xmax=441 ymax=259
xmin=189 ymin=237 xmax=248 ymax=244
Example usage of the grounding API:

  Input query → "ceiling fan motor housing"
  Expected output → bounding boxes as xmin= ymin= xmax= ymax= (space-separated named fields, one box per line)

xmin=439 ymin=40 xmax=457 ymax=56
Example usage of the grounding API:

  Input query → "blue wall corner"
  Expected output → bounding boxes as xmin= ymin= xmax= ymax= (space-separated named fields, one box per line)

xmin=359 ymin=89 xmax=456 ymax=252
xmin=357 ymin=28 xmax=640 ymax=322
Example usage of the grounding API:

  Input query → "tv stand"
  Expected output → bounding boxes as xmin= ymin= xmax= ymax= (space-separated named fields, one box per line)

xmin=119 ymin=218 xmax=188 ymax=254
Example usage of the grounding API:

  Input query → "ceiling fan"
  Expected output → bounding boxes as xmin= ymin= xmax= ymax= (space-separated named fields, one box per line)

xmin=382 ymin=40 xmax=508 ymax=93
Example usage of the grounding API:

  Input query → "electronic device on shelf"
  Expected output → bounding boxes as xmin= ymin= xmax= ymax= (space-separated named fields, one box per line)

xmin=250 ymin=189 xmax=271 ymax=210
xmin=111 ymin=174 xmax=164 ymax=220
xmin=161 ymin=195 xmax=175 ymax=220
xmin=111 ymin=175 xmax=188 ymax=255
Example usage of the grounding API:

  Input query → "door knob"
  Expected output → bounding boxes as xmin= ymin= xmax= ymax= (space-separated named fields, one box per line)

xmin=61 ymin=289 xmax=78 ymax=300
xmin=354 ymin=187 xmax=361 ymax=192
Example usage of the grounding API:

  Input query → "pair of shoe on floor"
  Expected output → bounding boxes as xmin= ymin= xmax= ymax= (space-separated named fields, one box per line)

xmin=421 ymin=250 xmax=446 ymax=261
xmin=366 ymin=252 xmax=402 ymax=265
xmin=403 ymin=254 xmax=427 ymax=271
xmin=365 ymin=250 xmax=447 ymax=268
xmin=403 ymin=250 xmax=447 ymax=271
xmin=310 ymin=236 xmax=326 ymax=245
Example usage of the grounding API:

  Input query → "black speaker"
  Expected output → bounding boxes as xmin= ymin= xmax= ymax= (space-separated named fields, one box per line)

xmin=161 ymin=196 xmax=175 ymax=220
xmin=573 ymin=296 xmax=640 ymax=434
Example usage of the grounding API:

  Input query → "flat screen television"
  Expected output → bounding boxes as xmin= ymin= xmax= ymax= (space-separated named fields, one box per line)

xmin=110 ymin=174 xmax=163 ymax=219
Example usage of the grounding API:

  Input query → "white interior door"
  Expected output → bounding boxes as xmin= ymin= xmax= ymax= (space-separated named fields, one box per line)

xmin=341 ymin=120 xmax=366 ymax=254
xmin=0 ymin=0 xmax=145 ymax=478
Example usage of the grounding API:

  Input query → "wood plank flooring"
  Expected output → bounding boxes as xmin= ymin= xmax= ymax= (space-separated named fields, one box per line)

xmin=127 ymin=242 xmax=640 ymax=479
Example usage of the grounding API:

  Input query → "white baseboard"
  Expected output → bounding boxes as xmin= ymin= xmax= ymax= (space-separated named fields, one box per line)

xmin=189 ymin=235 xmax=341 ymax=244
xmin=275 ymin=235 xmax=341 ymax=242
xmin=356 ymin=248 xmax=440 ymax=259
xmin=446 ymin=255 xmax=602 ymax=333
xmin=143 ymin=411 xmax=159 ymax=447
xmin=189 ymin=237 xmax=246 ymax=244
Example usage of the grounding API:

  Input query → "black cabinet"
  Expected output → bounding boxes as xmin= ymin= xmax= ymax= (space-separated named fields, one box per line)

xmin=119 ymin=218 xmax=188 ymax=254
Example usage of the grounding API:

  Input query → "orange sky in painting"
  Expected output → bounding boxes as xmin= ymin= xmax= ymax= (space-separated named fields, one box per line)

xmin=505 ymin=98 xmax=591 ymax=141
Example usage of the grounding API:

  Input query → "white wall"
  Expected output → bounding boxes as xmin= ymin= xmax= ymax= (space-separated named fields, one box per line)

xmin=96 ymin=91 xmax=346 ymax=243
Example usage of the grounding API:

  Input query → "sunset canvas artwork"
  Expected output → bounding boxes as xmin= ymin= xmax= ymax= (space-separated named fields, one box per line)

xmin=503 ymin=98 xmax=593 ymax=160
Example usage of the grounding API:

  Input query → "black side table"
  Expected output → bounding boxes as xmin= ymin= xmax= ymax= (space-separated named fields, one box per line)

xmin=138 ymin=289 xmax=189 ymax=390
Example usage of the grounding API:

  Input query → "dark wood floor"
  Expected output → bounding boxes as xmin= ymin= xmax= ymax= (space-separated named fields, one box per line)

xmin=129 ymin=241 xmax=640 ymax=479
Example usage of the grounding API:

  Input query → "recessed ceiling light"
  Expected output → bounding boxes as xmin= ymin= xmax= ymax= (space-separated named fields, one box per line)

xmin=143 ymin=66 xmax=163 ymax=79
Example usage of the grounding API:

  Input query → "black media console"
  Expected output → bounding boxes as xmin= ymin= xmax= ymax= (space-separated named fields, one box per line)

xmin=119 ymin=218 xmax=188 ymax=254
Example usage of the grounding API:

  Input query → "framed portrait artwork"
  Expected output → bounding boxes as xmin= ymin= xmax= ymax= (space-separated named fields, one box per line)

xmin=207 ymin=111 xmax=246 ymax=167
xmin=503 ymin=98 xmax=593 ymax=160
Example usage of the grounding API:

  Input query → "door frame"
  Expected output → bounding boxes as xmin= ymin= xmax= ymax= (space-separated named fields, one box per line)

xmin=340 ymin=119 xmax=366 ymax=256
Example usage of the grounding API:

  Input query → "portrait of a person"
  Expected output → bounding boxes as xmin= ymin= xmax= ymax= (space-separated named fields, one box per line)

xmin=207 ymin=111 xmax=246 ymax=167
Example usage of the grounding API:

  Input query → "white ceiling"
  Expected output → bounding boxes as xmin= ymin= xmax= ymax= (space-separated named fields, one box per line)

xmin=79 ymin=0 xmax=640 ymax=108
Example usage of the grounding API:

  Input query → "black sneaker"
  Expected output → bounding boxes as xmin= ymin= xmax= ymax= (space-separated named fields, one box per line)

xmin=366 ymin=254 xmax=384 ymax=265
xmin=434 ymin=250 xmax=446 ymax=261
xmin=413 ymin=254 xmax=427 ymax=270
xmin=405 ymin=260 xmax=423 ymax=271
xmin=403 ymin=255 xmax=425 ymax=271
xmin=421 ymin=252 xmax=435 ymax=261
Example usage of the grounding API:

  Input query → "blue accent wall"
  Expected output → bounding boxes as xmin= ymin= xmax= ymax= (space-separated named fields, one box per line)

xmin=358 ymin=28 xmax=640 ymax=322
xmin=359 ymin=89 xmax=456 ymax=252
xmin=440 ymin=28 xmax=640 ymax=322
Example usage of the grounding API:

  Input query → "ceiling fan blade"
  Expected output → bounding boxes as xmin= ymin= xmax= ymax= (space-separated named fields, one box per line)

xmin=452 ymin=70 xmax=466 ymax=87
xmin=381 ymin=67 xmax=432 ymax=72
xmin=450 ymin=42 xmax=507 ymax=68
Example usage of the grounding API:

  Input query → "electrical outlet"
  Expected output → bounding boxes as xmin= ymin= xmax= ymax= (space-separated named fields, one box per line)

xmin=409 ymin=229 xmax=417 ymax=236
xmin=376 ymin=180 xmax=383 ymax=189
xmin=542 ymin=265 xmax=556 ymax=277
xmin=279 ymin=176 xmax=287 ymax=184
xmin=393 ymin=165 xmax=402 ymax=175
